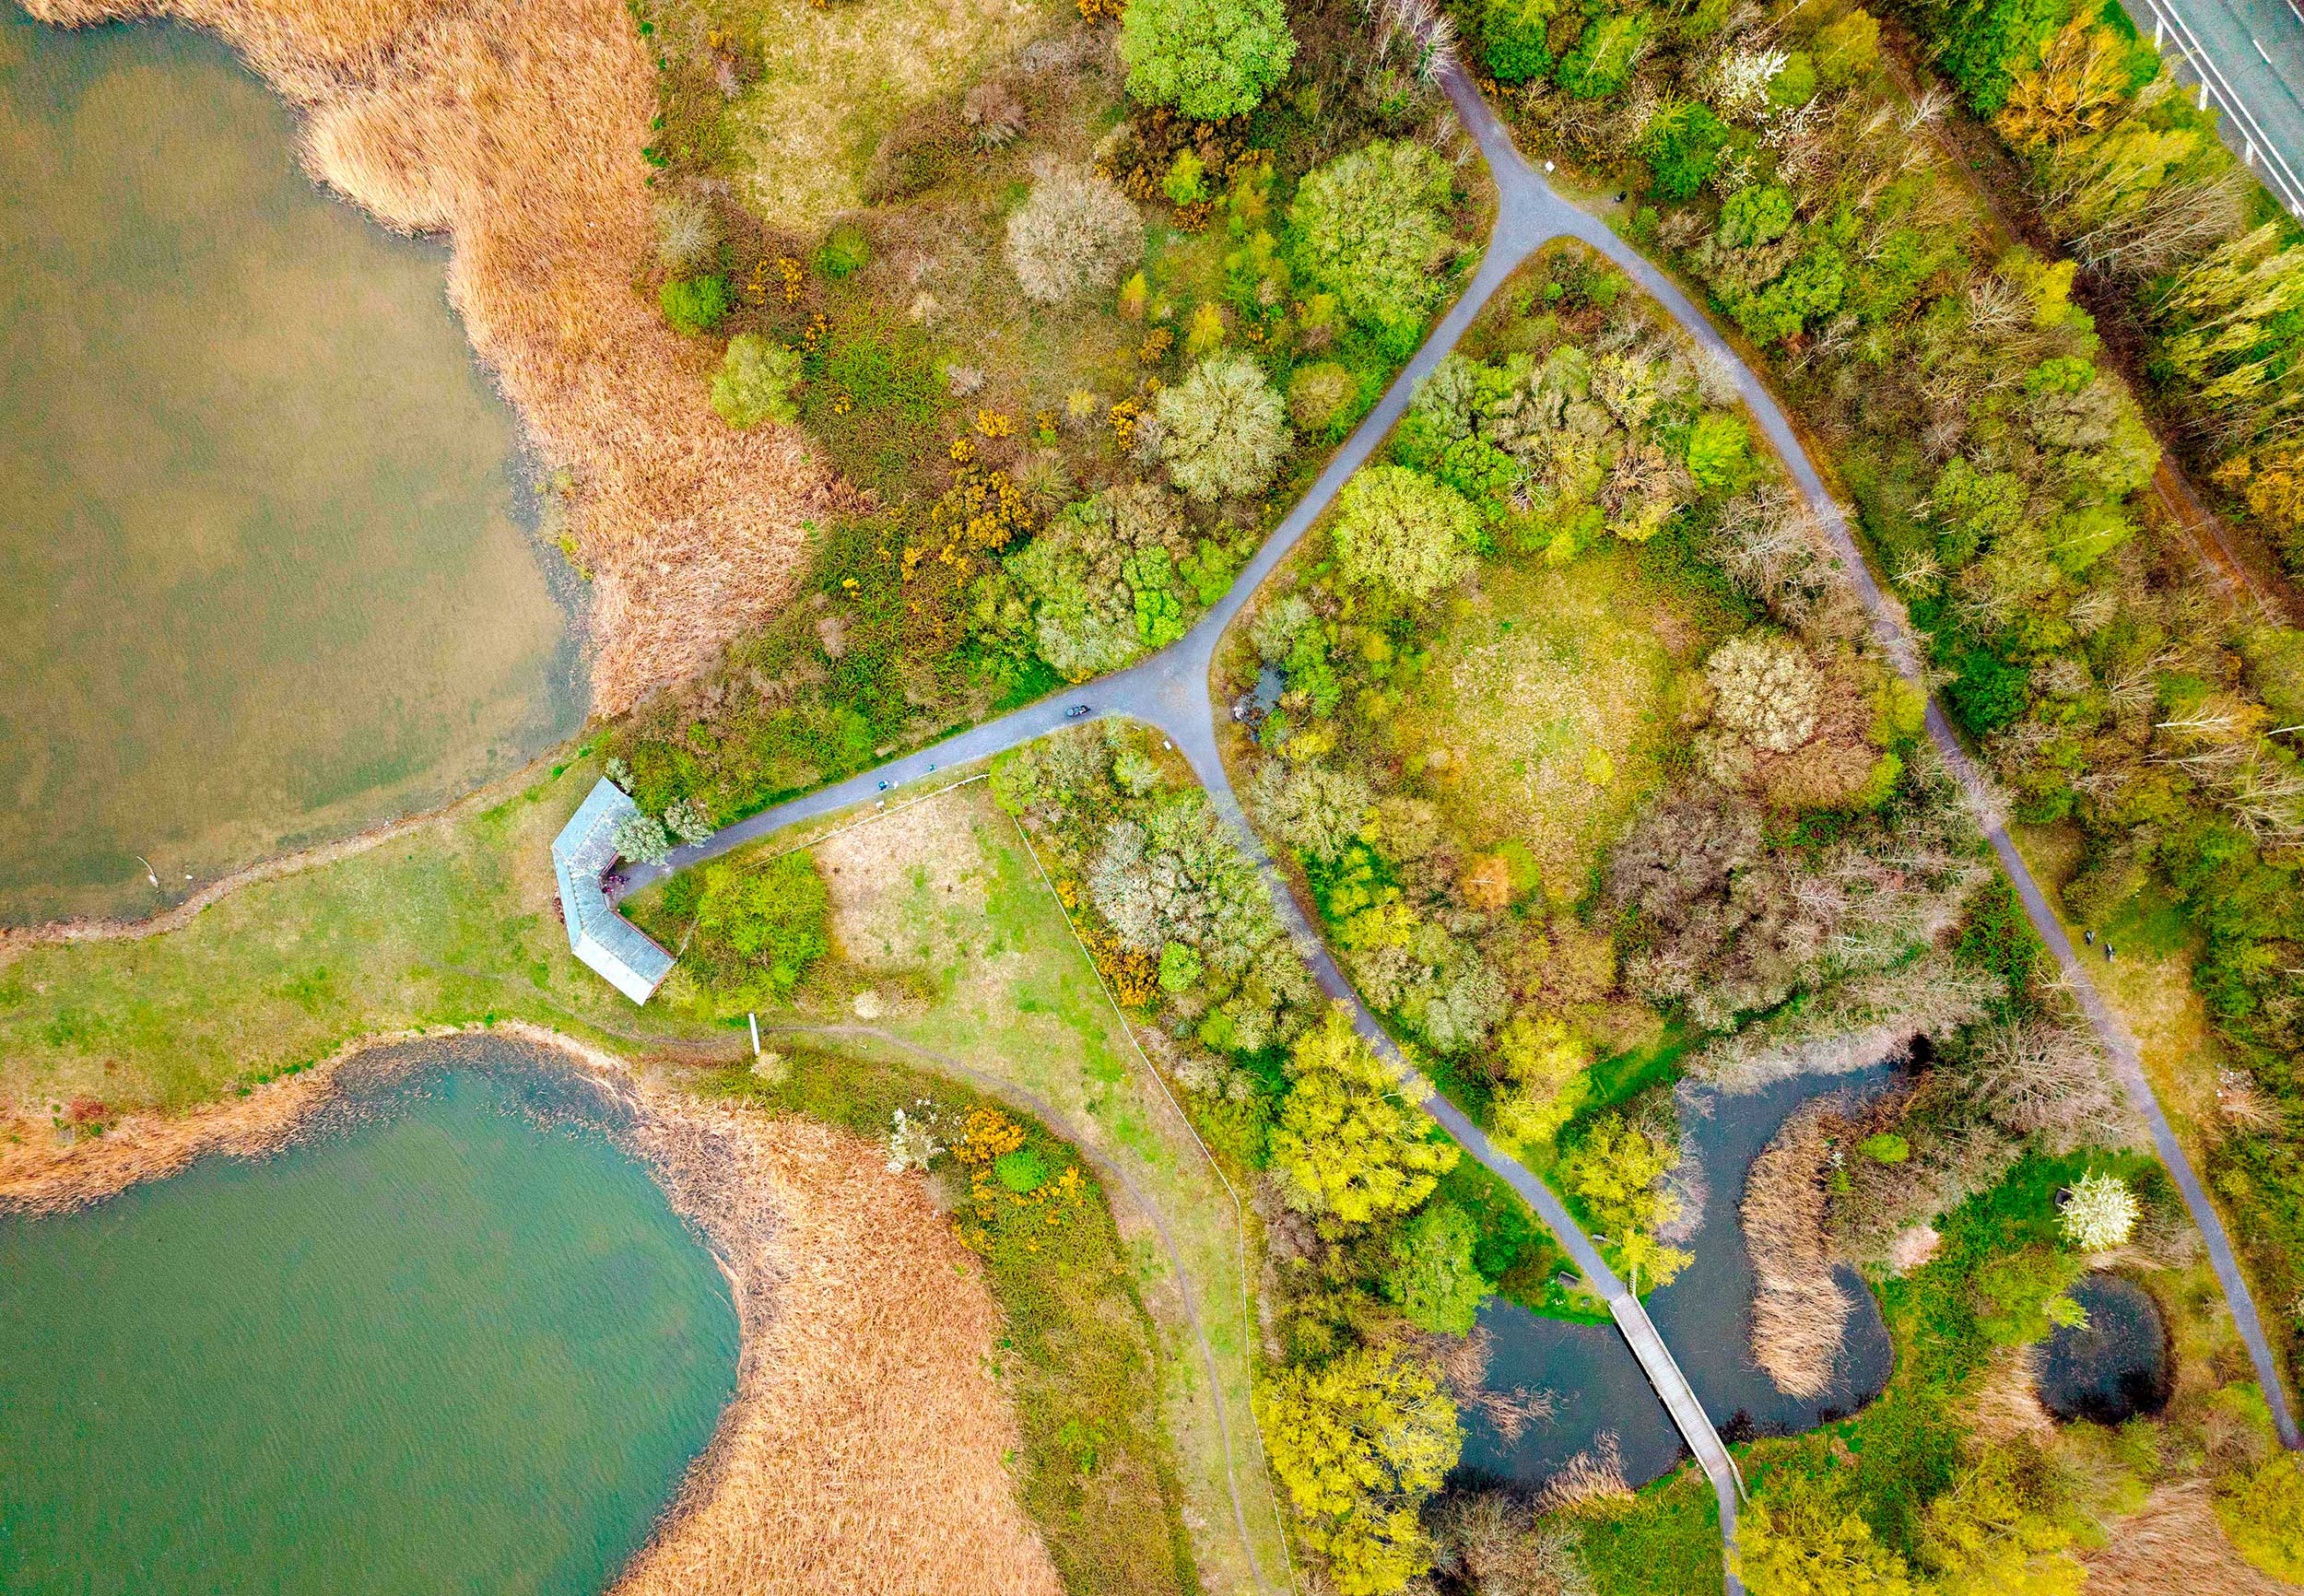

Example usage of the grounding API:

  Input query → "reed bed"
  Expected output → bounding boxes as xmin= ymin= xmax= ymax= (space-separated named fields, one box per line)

xmin=21 ymin=0 xmax=841 ymax=711
xmin=2081 ymin=1480 xmax=2297 ymax=1596
xmin=1741 ymin=1103 xmax=1852 ymax=1401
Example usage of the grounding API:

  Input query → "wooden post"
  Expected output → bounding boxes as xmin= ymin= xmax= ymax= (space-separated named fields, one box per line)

xmin=748 ymin=1013 xmax=761 ymax=1057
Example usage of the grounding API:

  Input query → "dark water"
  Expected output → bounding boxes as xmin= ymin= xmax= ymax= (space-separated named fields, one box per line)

xmin=0 ymin=9 xmax=582 ymax=926
xmin=0 ymin=1039 xmax=739 ymax=1596
xmin=1458 ymin=1067 xmax=1898 ymax=1491
xmin=2035 ymin=1273 xmax=2170 ymax=1425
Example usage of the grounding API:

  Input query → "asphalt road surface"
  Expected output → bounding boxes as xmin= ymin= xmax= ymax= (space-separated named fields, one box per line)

xmin=2120 ymin=0 xmax=2304 ymax=217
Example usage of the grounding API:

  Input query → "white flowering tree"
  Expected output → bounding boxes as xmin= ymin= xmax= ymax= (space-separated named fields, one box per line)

xmin=2061 ymin=1168 xmax=2138 ymax=1250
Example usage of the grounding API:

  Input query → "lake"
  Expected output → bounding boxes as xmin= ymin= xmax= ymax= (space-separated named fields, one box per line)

xmin=0 ymin=1043 xmax=739 ymax=1595
xmin=1460 ymin=1066 xmax=1899 ymax=1491
xmin=0 ymin=7 xmax=581 ymax=926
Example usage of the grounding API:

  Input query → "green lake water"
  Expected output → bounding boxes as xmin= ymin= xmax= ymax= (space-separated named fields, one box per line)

xmin=0 ymin=8 xmax=582 ymax=926
xmin=0 ymin=1044 xmax=741 ymax=1595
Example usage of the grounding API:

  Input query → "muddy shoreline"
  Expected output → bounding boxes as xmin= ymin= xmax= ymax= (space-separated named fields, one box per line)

xmin=0 ymin=1021 xmax=1064 ymax=1596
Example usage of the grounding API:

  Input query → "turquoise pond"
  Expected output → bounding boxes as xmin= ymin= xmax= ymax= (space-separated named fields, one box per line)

xmin=0 ymin=1041 xmax=739 ymax=1596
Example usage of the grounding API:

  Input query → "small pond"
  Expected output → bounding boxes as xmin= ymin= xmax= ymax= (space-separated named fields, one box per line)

xmin=1458 ymin=1065 xmax=1898 ymax=1491
xmin=0 ymin=8 xmax=582 ymax=926
xmin=2035 ymin=1273 xmax=2171 ymax=1426
xmin=0 ymin=1039 xmax=739 ymax=1595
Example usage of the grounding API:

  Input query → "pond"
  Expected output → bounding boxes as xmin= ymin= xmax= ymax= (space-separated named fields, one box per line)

xmin=0 ymin=1041 xmax=740 ymax=1596
xmin=0 ymin=7 xmax=582 ymax=927
xmin=2035 ymin=1273 xmax=2170 ymax=1426
xmin=1458 ymin=1065 xmax=1898 ymax=1492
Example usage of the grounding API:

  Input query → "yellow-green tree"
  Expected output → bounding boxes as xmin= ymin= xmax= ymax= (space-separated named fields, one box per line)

xmin=1269 ymin=1005 xmax=1457 ymax=1224
xmin=1734 ymin=1478 xmax=1915 ymax=1596
xmin=2216 ymin=1453 xmax=2304 ymax=1582
xmin=1920 ymin=1448 xmax=2084 ymax=1596
xmin=1489 ymin=1010 xmax=1593 ymax=1150
xmin=1257 ymin=1344 xmax=1462 ymax=1594
xmin=1557 ymin=1113 xmax=1693 ymax=1287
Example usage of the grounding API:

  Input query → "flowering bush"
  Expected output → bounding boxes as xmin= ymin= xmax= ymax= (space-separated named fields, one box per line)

xmin=2060 ymin=1168 xmax=2138 ymax=1250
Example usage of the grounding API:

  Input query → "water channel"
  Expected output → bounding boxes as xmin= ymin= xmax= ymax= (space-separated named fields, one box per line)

xmin=0 ymin=6 xmax=582 ymax=927
xmin=0 ymin=1041 xmax=738 ymax=1595
xmin=1460 ymin=1065 xmax=1900 ymax=1491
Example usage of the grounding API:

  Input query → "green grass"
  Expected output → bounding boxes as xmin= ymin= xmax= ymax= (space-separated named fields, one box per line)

xmin=1572 ymin=1467 xmax=1723 ymax=1595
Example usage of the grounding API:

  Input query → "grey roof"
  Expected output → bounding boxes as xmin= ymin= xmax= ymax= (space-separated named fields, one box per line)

xmin=551 ymin=780 xmax=676 ymax=1003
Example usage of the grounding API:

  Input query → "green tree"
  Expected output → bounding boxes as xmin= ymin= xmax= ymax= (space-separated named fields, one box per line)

xmin=1489 ymin=1011 xmax=1593 ymax=1149
xmin=1554 ymin=11 xmax=1650 ymax=97
xmin=1382 ymin=1202 xmax=1490 ymax=1333
xmin=1257 ymin=1344 xmax=1462 ymax=1594
xmin=1332 ymin=465 xmax=1479 ymax=604
xmin=659 ymin=274 xmax=731 ymax=334
xmin=1735 ymin=1477 xmax=1916 ymax=1596
xmin=1919 ymin=1448 xmax=2085 ymax=1596
xmin=690 ymin=852 xmax=831 ymax=1002
xmin=1288 ymin=141 xmax=1457 ymax=350
xmin=1641 ymin=100 xmax=1731 ymax=200
xmin=1481 ymin=0 xmax=1560 ymax=82
xmin=1156 ymin=353 xmax=1293 ymax=501
xmin=1269 ymin=1005 xmax=1458 ymax=1224
xmin=710 ymin=334 xmax=803 ymax=428
xmin=1558 ymin=1113 xmax=1693 ymax=1287
xmin=1119 ymin=0 xmax=1297 ymax=118
xmin=1687 ymin=410 xmax=1753 ymax=490
xmin=1718 ymin=183 xmax=1795 ymax=248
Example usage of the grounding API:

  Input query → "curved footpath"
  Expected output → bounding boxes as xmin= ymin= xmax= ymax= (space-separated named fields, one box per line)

xmin=617 ymin=60 xmax=2298 ymax=1592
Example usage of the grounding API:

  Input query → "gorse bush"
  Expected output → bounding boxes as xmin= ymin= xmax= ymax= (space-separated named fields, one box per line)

xmin=1155 ymin=353 xmax=1293 ymax=501
xmin=1005 ymin=164 xmax=1146 ymax=304
xmin=659 ymin=274 xmax=731 ymax=334
xmin=1119 ymin=0 xmax=1298 ymax=119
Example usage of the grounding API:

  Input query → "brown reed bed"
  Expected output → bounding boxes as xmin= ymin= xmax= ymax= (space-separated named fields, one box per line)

xmin=1741 ymin=1102 xmax=1852 ymax=1401
xmin=4 ymin=1021 xmax=1063 ymax=1596
xmin=20 ymin=0 xmax=845 ymax=713
xmin=2081 ymin=1480 xmax=2298 ymax=1596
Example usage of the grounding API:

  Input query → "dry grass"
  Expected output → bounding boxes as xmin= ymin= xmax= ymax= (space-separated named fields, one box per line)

xmin=723 ymin=0 xmax=1064 ymax=229
xmin=23 ymin=0 xmax=842 ymax=711
xmin=1969 ymin=1345 xmax=2056 ymax=1445
xmin=1535 ymin=1436 xmax=1635 ymax=1515
xmin=1741 ymin=1102 xmax=1851 ymax=1401
xmin=2082 ymin=1480 xmax=2302 ymax=1596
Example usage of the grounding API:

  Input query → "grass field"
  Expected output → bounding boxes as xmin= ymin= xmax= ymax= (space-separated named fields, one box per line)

xmin=634 ymin=776 xmax=1295 ymax=1595
xmin=1395 ymin=546 xmax=1695 ymax=900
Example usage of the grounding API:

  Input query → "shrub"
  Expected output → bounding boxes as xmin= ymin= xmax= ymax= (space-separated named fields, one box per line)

xmin=1157 ymin=354 xmax=1293 ymax=501
xmin=1481 ymin=0 xmax=1560 ymax=81
xmin=610 ymin=813 xmax=674 ymax=865
xmin=1383 ymin=1203 xmax=1489 ymax=1333
xmin=710 ymin=334 xmax=804 ymax=428
xmin=1005 ymin=165 xmax=1146 ymax=304
xmin=1734 ymin=1475 xmax=1914 ymax=1596
xmin=659 ymin=274 xmax=732 ymax=335
xmin=1331 ymin=465 xmax=1478 ymax=604
xmin=1288 ymin=141 xmax=1456 ymax=350
xmin=1718 ymin=183 xmax=1794 ymax=249
xmin=1707 ymin=633 xmax=1823 ymax=752
xmin=1554 ymin=11 xmax=1650 ymax=98
xmin=818 ymin=223 xmax=870 ymax=278
xmin=993 ymin=1145 xmax=1052 ymax=1192
xmin=2059 ymin=1169 xmax=2138 ymax=1250
xmin=1118 ymin=0 xmax=1297 ymax=119
xmin=1287 ymin=361 xmax=1358 ymax=433
xmin=690 ymin=851 xmax=831 ymax=1003
xmin=961 ymin=79 xmax=1028 ymax=149
xmin=653 ymin=195 xmax=720 ymax=272
xmin=1859 ymin=1132 xmax=1911 ymax=1164
xmin=2216 ymin=1454 xmax=2304 ymax=1583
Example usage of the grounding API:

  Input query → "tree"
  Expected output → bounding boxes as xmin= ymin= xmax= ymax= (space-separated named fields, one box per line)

xmin=1734 ymin=1477 xmax=1915 ymax=1596
xmin=1919 ymin=1448 xmax=2085 ymax=1596
xmin=1269 ymin=1005 xmax=1458 ymax=1224
xmin=1119 ymin=0 xmax=1297 ymax=118
xmin=1707 ymin=633 xmax=1823 ymax=753
xmin=1558 ymin=1113 xmax=1691 ymax=1287
xmin=710 ymin=334 xmax=803 ymax=428
xmin=1554 ymin=11 xmax=1650 ymax=98
xmin=1383 ymin=1202 xmax=1489 ymax=1333
xmin=659 ymin=274 xmax=731 ymax=334
xmin=1718 ymin=183 xmax=1795 ymax=249
xmin=1250 ymin=760 xmax=1373 ymax=863
xmin=690 ymin=852 xmax=831 ymax=1002
xmin=1288 ymin=361 xmax=1360 ymax=434
xmin=1257 ymin=1344 xmax=1462 ymax=1595
xmin=1687 ymin=410 xmax=1753 ymax=491
xmin=1641 ymin=100 xmax=1730 ymax=201
xmin=611 ymin=812 xmax=674 ymax=865
xmin=1970 ymin=1246 xmax=2087 ymax=1345
xmin=1157 ymin=354 xmax=1293 ymax=501
xmin=1489 ymin=1012 xmax=1593 ymax=1149
xmin=1481 ymin=0 xmax=1560 ymax=82
xmin=2216 ymin=1454 xmax=2304 ymax=1583
xmin=1332 ymin=465 xmax=1478 ymax=604
xmin=2058 ymin=1169 xmax=2137 ymax=1250
xmin=1006 ymin=165 xmax=1146 ymax=304
xmin=1288 ymin=141 xmax=1456 ymax=349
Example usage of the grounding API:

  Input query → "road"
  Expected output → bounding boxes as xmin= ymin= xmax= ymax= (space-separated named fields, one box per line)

xmin=2119 ymin=0 xmax=2304 ymax=217
xmin=612 ymin=59 xmax=2301 ymax=1592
